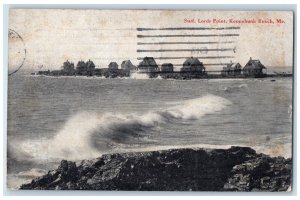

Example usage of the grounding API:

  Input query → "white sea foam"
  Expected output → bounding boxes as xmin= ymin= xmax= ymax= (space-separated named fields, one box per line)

xmin=253 ymin=143 xmax=292 ymax=158
xmin=130 ymin=72 xmax=149 ymax=79
xmin=221 ymin=83 xmax=248 ymax=93
xmin=16 ymin=168 xmax=47 ymax=178
xmin=19 ymin=111 xmax=105 ymax=160
xmin=17 ymin=94 xmax=232 ymax=161
xmin=7 ymin=168 xmax=47 ymax=190
xmin=166 ymin=95 xmax=231 ymax=120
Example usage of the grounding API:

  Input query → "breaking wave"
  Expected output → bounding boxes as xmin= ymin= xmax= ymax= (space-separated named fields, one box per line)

xmin=15 ymin=94 xmax=232 ymax=161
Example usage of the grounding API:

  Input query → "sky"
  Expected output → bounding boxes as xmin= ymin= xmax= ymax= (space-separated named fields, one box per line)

xmin=8 ymin=9 xmax=294 ymax=73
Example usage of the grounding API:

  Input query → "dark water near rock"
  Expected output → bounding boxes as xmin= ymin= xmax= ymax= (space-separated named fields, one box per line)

xmin=7 ymin=74 xmax=292 ymax=189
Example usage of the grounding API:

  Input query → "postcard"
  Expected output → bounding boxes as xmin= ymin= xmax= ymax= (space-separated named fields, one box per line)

xmin=7 ymin=9 xmax=293 ymax=191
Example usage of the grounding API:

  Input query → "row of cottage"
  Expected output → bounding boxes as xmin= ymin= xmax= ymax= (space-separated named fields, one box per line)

xmin=37 ymin=56 xmax=267 ymax=77
xmin=138 ymin=56 xmax=267 ymax=77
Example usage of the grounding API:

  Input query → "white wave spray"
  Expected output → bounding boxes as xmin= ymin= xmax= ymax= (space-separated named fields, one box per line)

xmin=130 ymin=72 xmax=149 ymax=79
xmin=17 ymin=94 xmax=232 ymax=161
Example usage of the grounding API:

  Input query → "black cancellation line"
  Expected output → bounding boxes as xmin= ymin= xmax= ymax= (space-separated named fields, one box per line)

xmin=137 ymin=41 xmax=236 ymax=45
xmin=169 ymin=63 xmax=232 ymax=66
xmin=136 ymin=27 xmax=241 ymax=31
xmin=137 ymin=56 xmax=235 ymax=60
xmin=137 ymin=48 xmax=235 ymax=52
xmin=137 ymin=34 xmax=240 ymax=38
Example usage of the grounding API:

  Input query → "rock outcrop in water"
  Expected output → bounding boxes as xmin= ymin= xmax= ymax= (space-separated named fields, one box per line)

xmin=20 ymin=146 xmax=291 ymax=191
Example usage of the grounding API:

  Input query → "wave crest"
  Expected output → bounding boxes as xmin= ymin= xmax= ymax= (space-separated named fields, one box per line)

xmin=16 ymin=94 xmax=232 ymax=161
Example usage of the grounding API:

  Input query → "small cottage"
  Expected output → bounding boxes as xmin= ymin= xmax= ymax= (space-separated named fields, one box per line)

xmin=137 ymin=57 xmax=159 ymax=72
xmin=76 ymin=60 xmax=86 ymax=69
xmin=62 ymin=60 xmax=75 ymax=75
xmin=221 ymin=62 xmax=242 ymax=76
xmin=86 ymin=59 xmax=95 ymax=76
xmin=76 ymin=60 xmax=88 ymax=75
xmin=161 ymin=63 xmax=174 ymax=72
xmin=243 ymin=57 xmax=267 ymax=76
xmin=121 ymin=60 xmax=136 ymax=71
xmin=181 ymin=57 xmax=205 ymax=73
xmin=86 ymin=59 xmax=95 ymax=70
xmin=108 ymin=62 xmax=119 ymax=71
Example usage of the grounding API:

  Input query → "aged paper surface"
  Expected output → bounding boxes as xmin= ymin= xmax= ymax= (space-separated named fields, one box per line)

xmin=7 ymin=9 xmax=293 ymax=191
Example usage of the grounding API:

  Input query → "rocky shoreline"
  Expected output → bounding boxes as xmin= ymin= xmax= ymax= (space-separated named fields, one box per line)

xmin=20 ymin=146 xmax=292 ymax=191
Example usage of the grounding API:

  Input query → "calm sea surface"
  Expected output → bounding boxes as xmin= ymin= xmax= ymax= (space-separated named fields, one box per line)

xmin=7 ymin=74 xmax=293 ymax=189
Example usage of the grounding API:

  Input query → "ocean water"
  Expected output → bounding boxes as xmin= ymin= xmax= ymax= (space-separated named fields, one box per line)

xmin=7 ymin=74 xmax=293 ymax=189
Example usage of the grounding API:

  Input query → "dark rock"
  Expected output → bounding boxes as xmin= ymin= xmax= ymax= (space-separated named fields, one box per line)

xmin=57 ymin=160 xmax=79 ymax=182
xmin=20 ymin=146 xmax=291 ymax=191
xmin=224 ymin=156 xmax=292 ymax=191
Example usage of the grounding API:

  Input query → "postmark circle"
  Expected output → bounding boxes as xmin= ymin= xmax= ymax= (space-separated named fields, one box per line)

xmin=8 ymin=28 xmax=26 ymax=76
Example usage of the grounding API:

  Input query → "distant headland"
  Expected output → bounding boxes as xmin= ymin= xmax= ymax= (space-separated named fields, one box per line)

xmin=33 ymin=57 xmax=292 ymax=79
